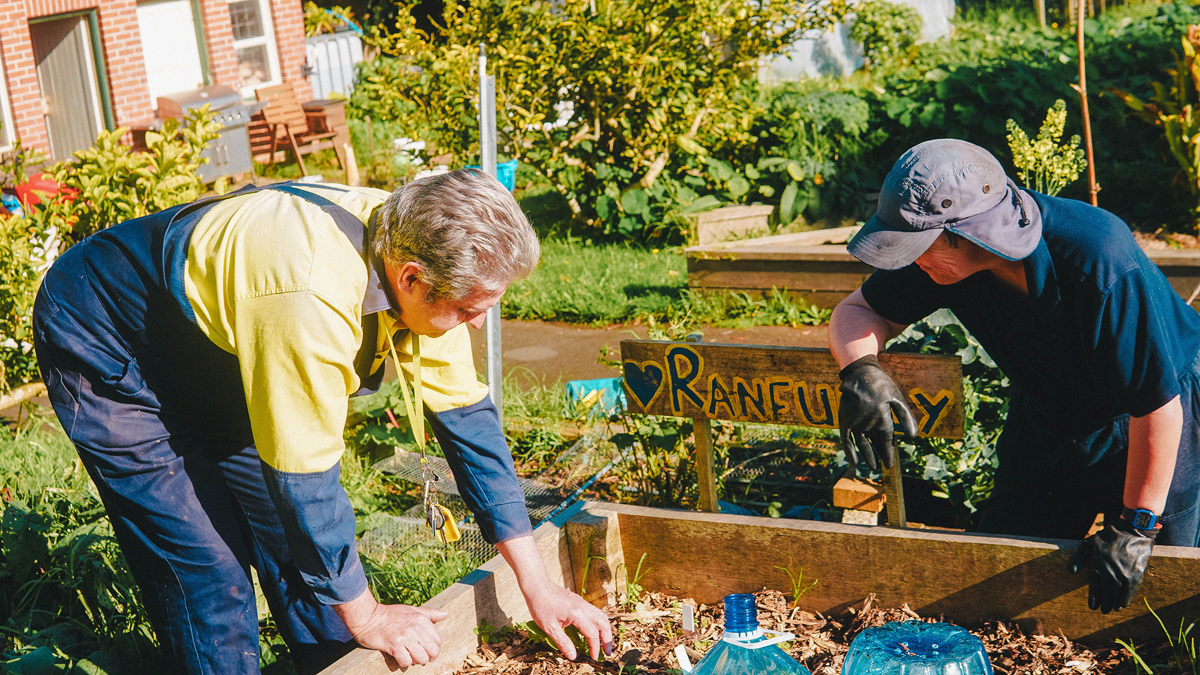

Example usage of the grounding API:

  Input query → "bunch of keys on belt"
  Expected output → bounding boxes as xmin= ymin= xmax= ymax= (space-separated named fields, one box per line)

xmin=421 ymin=456 xmax=460 ymax=543
xmin=389 ymin=331 xmax=461 ymax=543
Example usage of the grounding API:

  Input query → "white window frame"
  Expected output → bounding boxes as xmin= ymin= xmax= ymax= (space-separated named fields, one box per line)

xmin=228 ymin=0 xmax=281 ymax=99
xmin=0 ymin=48 xmax=20 ymax=152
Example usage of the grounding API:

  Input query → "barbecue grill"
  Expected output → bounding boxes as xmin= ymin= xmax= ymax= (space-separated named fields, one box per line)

xmin=156 ymin=85 xmax=266 ymax=182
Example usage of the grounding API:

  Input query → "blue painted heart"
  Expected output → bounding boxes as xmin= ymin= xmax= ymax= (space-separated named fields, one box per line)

xmin=622 ymin=361 xmax=665 ymax=410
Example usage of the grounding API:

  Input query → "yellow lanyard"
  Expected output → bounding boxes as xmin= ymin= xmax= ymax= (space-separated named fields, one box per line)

xmin=386 ymin=329 xmax=460 ymax=543
xmin=387 ymin=330 xmax=423 ymax=452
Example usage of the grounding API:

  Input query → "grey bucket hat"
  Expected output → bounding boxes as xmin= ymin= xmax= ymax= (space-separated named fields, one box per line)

xmin=848 ymin=139 xmax=1041 ymax=270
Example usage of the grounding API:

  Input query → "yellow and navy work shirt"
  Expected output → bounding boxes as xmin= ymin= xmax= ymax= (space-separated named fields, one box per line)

xmin=176 ymin=183 xmax=530 ymax=603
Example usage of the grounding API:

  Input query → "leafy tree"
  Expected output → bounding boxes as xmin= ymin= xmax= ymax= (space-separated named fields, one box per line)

xmin=355 ymin=0 xmax=848 ymax=236
xmin=849 ymin=0 xmax=923 ymax=69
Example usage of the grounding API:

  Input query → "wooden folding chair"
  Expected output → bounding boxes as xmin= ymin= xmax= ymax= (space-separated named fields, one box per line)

xmin=251 ymin=82 xmax=342 ymax=176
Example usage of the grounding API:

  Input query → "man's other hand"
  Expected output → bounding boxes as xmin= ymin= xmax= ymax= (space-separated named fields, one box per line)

xmin=334 ymin=589 xmax=450 ymax=670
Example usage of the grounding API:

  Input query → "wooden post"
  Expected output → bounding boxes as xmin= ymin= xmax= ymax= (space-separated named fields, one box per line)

xmin=685 ymin=334 xmax=720 ymax=513
xmin=1035 ymin=0 xmax=1046 ymax=28
xmin=881 ymin=464 xmax=907 ymax=528
xmin=1073 ymin=0 xmax=1099 ymax=206
xmin=565 ymin=509 xmax=626 ymax=608
xmin=343 ymin=143 xmax=360 ymax=187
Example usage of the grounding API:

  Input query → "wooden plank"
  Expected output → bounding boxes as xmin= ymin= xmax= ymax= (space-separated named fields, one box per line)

xmin=687 ymin=260 xmax=873 ymax=291
xmin=595 ymin=503 xmax=1200 ymax=643
xmin=687 ymin=240 xmax=1200 ymax=312
xmin=685 ymin=334 xmax=720 ymax=513
xmin=687 ymin=246 xmax=862 ymax=263
xmin=320 ymin=503 xmax=581 ymax=675
xmin=833 ymin=476 xmax=885 ymax=513
xmin=685 ymin=225 xmax=860 ymax=254
xmin=620 ymin=340 xmax=964 ymax=438
xmin=565 ymin=509 xmax=626 ymax=608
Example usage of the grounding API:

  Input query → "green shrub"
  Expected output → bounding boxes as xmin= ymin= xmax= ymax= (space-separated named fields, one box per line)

xmin=353 ymin=0 xmax=849 ymax=240
xmin=0 ymin=421 xmax=159 ymax=673
xmin=887 ymin=310 xmax=1008 ymax=523
xmin=0 ymin=107 xmax=221 ymax=396
xmin=53 ymin=107 xmax=224 ymax=247
xmin=1111 ymin=27 xmax=1200 ymax=227
xmin=850 ymin=0 xmax=924 ymax=69
xmin=864 ymin=3 xmax=1200 ymax=230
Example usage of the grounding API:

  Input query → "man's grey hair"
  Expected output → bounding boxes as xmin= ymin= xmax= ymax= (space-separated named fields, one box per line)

xmin=373 ymin=169 xmax=540 ymax=301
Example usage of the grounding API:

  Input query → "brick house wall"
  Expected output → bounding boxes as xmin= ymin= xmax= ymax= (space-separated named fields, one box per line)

xmin=0 ymin=0 xmax=309 ymax=158
xmin=270 ymin=0 xmax=310 ymax=102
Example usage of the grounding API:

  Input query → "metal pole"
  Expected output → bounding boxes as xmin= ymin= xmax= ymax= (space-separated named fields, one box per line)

xmin=479 ymin=44 xmax=503 ymax=421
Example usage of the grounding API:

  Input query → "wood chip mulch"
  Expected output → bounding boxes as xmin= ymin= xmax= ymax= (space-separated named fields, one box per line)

xmin=454 ymin=590 xmax=1151 ymax=675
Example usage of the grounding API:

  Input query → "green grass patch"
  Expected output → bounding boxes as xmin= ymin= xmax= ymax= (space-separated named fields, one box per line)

xmin=503 ymin=238 xmax=686 ymax=324
xmin=362 ymin=544 xmax=478 ymax=607
xmin=503 ymin=238 xmax=832 ymax=329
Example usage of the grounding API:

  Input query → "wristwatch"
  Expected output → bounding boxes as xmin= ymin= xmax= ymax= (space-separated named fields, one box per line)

xmin=1122 ymin=507 xmax=1160 ymax=531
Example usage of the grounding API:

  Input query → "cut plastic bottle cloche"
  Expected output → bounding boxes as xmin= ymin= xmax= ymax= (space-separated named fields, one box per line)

xmin=842 ymin=621 xmax=994 ymax=675
xmin=686 ymin=594 xmax=813 ymax=675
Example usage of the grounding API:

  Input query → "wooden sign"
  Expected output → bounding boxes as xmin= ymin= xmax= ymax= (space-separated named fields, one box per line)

xmin=620 ymin=340 xmax=964 ymax=438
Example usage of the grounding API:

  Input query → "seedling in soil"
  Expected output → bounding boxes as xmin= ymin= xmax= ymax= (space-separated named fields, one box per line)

xmin=519 ymin=621 xmax=590 ymax=656
xmin=775 ymin=566 xmax=819 ymax=605
xmin=617 ymin=552 xmax=650 ymax=612
xmin=1116 ymin=600 xmax=1199 ymax=675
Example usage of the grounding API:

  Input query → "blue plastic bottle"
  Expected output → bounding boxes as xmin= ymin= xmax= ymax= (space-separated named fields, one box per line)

xmin=689 ymin=594 xmax=812 ymax=675
xmin=842 ymin=621 xmax=993 ymax=675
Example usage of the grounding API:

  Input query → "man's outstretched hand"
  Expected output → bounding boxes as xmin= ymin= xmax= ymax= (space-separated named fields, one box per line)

xmin=522 ymin=578 xmax=614 ymax=661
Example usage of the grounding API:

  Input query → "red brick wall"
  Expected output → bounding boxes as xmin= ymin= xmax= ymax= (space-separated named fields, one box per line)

xmin=198 ymin=0 xmax=238 ymax=89
xmin=0 ymin=0 xmax=45 ymax=149
xmin=93 ymin=0 xmax=153 ymax=128
xmin=0 ymin=0 xmax=310 ymax=155
xmin=270 ymin=0 xmax=309 ymax=101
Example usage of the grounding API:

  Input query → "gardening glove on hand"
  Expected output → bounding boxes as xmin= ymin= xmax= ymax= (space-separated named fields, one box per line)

xmin=837 ymin=354 xmax=918 ymax=471
xmin=1069 ymin=517 xmax=1157 ymax=614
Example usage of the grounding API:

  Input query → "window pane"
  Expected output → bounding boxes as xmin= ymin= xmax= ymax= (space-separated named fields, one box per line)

xmin=228 ymin=0 xmax=264 ymax=41
xmin=236 ymin=44 xmax=272 ymax=90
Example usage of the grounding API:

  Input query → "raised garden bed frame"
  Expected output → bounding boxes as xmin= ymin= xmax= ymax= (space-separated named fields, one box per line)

xmin=686 ymin=225 xmax=1200 ymax=310
xmin=321 ymin=501 xmax=1200 ymax=675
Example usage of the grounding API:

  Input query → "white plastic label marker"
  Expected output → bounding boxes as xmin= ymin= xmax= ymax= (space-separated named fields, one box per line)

xmin=682 ymin=604 xmax=695 ymax=633
xmin=674 ymin=645 xmax=693 ymax=673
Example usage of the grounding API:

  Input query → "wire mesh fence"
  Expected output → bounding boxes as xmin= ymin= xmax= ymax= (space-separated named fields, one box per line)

xmin=358 ymin=420 xmax=622 ymax=566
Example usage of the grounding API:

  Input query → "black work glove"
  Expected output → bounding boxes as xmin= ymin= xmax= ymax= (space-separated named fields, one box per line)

xmin=837 ymin=354 xmax=918 ymax=471
xmin=1069 ymin=517 xmax=1157 ymax=614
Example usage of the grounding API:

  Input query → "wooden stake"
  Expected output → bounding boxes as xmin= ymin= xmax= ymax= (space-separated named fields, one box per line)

xmin=1073 ymin=0 xmax=1099 ymax=206
xmin=343 ymin=143 xmax=360 ymax=187
xmin=1036 ymin=0 xmax=1046 ymax=28
xmin=881 ymin=463 xmax=907 ymax=528
xmin=685 ymin=333 xmax=719 ymax=513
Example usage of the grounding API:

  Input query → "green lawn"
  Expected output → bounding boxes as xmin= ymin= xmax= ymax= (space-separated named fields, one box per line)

xmin=503 ymin=238 xmax=687 ymax=324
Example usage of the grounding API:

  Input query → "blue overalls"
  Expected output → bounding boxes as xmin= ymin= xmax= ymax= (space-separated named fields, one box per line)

xmin=31 ymin=183 xmax=384 ymax=674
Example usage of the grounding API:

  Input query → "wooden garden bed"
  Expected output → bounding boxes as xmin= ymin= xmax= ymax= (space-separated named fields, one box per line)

xmin=686 ymin=226 xmax=1200 ymax=310
xmin=320 ymin=502 xmax=1200 ymax=674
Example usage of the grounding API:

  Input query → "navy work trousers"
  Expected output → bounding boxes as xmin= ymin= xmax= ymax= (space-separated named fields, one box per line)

xmin=979 ymin=352 xmax=1200 ymax=547
xmin=32 ymin=215 xmax=356 ymax=674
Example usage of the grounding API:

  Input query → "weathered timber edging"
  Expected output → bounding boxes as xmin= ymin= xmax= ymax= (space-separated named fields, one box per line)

xmin=321 ymin=502 xmax=1200 ymax=674
xmin=687 ymin=225 xmax=1200 ymax=310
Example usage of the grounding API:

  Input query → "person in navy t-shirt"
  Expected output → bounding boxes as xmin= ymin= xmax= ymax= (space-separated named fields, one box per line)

xmin=830 ymin=139 xmax=1200 ymax=614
